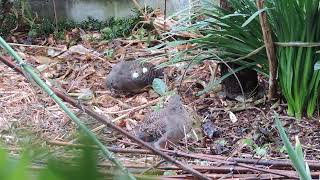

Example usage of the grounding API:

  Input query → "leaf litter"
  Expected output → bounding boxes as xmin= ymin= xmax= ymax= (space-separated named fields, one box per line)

xmin=1 ymin=27 xmax=320 ymax=178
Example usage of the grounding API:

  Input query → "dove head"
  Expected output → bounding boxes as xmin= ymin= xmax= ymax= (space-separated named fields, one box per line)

xmin=167 ymin=95 xmax=183 ymax=110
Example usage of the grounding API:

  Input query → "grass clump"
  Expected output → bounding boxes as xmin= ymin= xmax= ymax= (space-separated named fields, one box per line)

xmin=156 ymin=0 xmax=320 ymax=118
xmin=268 ymin=0 xmax=320 ymax=118
xmin=0 ymin=138 xmax=105 ymax=180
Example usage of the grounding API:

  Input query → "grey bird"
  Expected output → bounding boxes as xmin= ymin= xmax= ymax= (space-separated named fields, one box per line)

xmin=106 ymin=59 xmax=163 ymax=94
xmin=133 ymin=95 xmax=193 ymax=149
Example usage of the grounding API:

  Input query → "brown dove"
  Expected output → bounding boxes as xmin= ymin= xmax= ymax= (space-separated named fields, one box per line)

xmin=133 ymin=95 xmax=193 ymax=149
xmin=106 ymin=59 xmax=163 ymax=94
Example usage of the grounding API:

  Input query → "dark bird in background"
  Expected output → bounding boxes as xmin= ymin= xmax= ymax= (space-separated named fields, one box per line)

xmin=106 ymin=59 xmax=163 ymax=94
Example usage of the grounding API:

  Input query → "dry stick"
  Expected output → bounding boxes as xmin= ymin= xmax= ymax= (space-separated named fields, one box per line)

xmin=30 ymin=147 xmax=302 ymax=179
xmin=47 ymin=139 xmax=320 ymax=178
xmin=160 ymin=150 xmax=298 ymax=179
xmin=140 ymin=160 xmax=166 ymax=175
xmin=8 ymin=43 xmax=65 ymax=50
xmin=0 ymin=56 xmax=210 ymax=180
xmin=8 ymin=43 xmax=112 ymax=66
xmin=47 ymin=140 xmax=299 ymax=179
xmin=105 ymin=99 xmax=159 ymax=114
xmin=47 ymin=140 xmax=152 ymax=155
xmin=30 ymin=165 xmax=173 ymax=180
xmin=257 ymin=0 xmax=277 ymax=100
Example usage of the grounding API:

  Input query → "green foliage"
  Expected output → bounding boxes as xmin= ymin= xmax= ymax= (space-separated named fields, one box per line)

xmin=153 ymin=0 xmax=320 ymax=118
xmin=0 ymin=137 xmax=122 ymax=180
xmin=197 ymin=0 xmax=320 ymax=118
xmin=275 ymin=115 xmax=312 ymax=180
xmin=151 ymin=0 xmax=269 ymax=96
xmin=0 ymin=149 xmax=30 ymax=180
xmin=192 ymin=0 xmax=268 ymax=71
xmin=103 ymin=48 xmax=114 ymax=58
xmin=151 ymin=78 xmax=176 ymax=110
xmin=101 ymin=16 xmax=141 ymax=40
xmin=0 ymin=2 xmax=145 ymax=40
xmin=32 ymin=15 xmax=140 ymax=40
xmin=243 ymin=139 xmax=268 ymax=157
xmin=152 ymin=78 xmax=167 ymax=96
xmin=267 ymin=0 xmax=320 ymax=118
xmin=0 ymin=15 xmax=16 ymax=37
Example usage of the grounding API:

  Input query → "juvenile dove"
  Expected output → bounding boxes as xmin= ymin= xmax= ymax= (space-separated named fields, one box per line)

xmin=106 ymin=59 xmax=163 ymax=93
xmin=133 ymin=95 xmax=193 ymax=149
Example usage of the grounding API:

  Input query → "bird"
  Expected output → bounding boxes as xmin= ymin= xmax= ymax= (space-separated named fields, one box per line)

xmin=106 ymin=59 xmax=163 ymax=94
xmin=133 ymin=95 xmax=193 ymax=149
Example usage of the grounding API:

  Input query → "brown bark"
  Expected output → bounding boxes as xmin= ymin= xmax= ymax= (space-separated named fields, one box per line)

xmin=256 ymin=0 xmax=277 ymax=100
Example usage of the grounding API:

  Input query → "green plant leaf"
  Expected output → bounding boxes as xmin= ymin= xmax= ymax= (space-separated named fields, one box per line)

xmin=152 ymin=78 xmax=167 ymax=96
xmin=255 ymin=146 xmax=268 ymax=157
xmin=197 ymin=62 xmax=255 ymax=96
xmin=275 ymin=115 xmax=311 ymax=180
xmin=243 ymin=139 xmax=254 ymax=146
xmin=242 ymin=8 xmax=268 ymax=27
xmin=163 ymin=171 xmax=177 ymax=176
xmin=8 ymin=155 xmax=30 ymax=180
xmin=314 ymin=61 xmax=320 ymax=70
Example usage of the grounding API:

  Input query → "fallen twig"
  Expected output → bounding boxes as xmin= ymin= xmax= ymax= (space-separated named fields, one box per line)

xmin=105 ymin=98 xmax=160 ymax=114
xmin=8 ymin=43 xmax=65 ymax=51
xmin=47 ymin=139 xmax=312 ymax=179
xmin=0 ymin=55 xmax=211 ymax=180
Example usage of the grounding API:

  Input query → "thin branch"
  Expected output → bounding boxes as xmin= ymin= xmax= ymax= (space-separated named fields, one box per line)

xmin=0 ymin=55 xmax=211 ymax=180
xmin=0 ymin=39 xmax=135 ymax=179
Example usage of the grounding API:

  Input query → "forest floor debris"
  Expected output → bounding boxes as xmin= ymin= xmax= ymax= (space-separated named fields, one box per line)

xmin=1 ymin=29 xmax=320 ymax=178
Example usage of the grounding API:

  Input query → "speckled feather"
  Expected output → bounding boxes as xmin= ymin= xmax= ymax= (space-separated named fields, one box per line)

xmin=135 ymin=108 xmax=167 ymax=142
xmin=133 ymin=95 xmax=193 ymax=148
xmin=106 ymin=59 xmax=163 ymax=93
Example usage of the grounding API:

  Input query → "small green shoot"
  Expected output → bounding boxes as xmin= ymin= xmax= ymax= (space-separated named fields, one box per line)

xmin=275 ymin=115 xmax=312 ymax=180
xmin=243 ymin=139 xmax=268 ymax=157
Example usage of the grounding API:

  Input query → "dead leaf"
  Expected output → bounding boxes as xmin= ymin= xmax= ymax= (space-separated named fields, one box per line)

xmin=229 ymin=111 xmax=238 ymax=123
xmin=118 ymin=119 xmax=127 ymax=127
xmin=34 ymin=56 xmax=54 ymax=64
xmin=104 ymin=105 xmax=121 ymax=112
xmin=77 ymin=88 xmax=95 ymax=101
xmin=36 ymin=64 xmax=50 ymax=72
xmin=270 ymin=99 xmax=280 ymax=109
xmin=135 ymin=95 xmax=148 ymax=104
xmin=202 ymin=120 xmax=220 ymax=139
xmin=47 ymin=48 xmax=63 ymax=57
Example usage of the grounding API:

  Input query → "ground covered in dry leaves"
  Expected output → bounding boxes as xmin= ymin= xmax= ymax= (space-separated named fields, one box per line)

xmin=1 ymin=30 xmax=320 ymax=179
